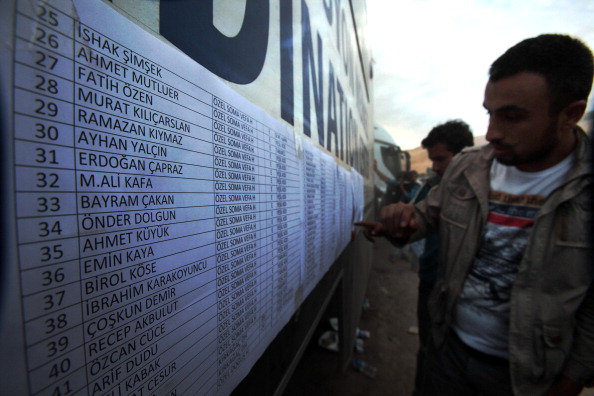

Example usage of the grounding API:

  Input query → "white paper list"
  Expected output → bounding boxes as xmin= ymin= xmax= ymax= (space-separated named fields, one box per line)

xmin=4 ymin=1 xmax=363 ymax=395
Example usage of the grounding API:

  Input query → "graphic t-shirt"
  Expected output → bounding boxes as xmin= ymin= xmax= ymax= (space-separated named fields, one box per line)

xmin=452 ymin=153 xmax=574 ymax=358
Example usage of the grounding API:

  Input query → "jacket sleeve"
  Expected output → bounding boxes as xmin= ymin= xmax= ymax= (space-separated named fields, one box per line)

xmin=563 ymin=281 xmax=594 ymax=387
xmin=408 ymin=179 xmax=443 ymax=240
xmin=385 ymin=185 xmax=441 ymax=247
xmin=393 ymin=149 xmax=478 ymax=246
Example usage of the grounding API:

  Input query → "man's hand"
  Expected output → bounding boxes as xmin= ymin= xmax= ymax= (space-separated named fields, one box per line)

xmin=354 ymin=221 xmax=384 ymax=243
xmin=380 ymin=202 xmax=418 ymax=239
xmin=547 ymin=375 xmax=583 ymax=396
xmin=354 ymin=202 xmax=419 ymax=242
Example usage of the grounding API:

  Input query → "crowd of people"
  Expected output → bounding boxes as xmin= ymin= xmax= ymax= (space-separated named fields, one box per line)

xmin=358 ymin=33 xmax=593 ymax=396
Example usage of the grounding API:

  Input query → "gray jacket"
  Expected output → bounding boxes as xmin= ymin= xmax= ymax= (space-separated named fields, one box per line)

xmin=414 ymin=129 xmax=593 ymax=395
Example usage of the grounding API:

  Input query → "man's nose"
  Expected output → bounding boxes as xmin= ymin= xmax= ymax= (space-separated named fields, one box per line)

xmin=432 ymin=162 xmax=441 ymax=175
xmin=485 ymin=118 xmax=503 ymax=142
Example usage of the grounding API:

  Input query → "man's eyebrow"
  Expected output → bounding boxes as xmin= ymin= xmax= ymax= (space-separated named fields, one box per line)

xmin=483 ymin=104 xmax=527 ymax=113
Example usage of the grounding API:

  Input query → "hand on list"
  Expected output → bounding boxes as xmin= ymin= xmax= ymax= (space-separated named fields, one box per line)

xmin=355 ymin=202 xmax=418 ymax=242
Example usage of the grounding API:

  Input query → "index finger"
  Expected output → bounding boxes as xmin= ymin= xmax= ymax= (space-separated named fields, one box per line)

xmin=353 ymin=221 xmax=384 ymax=241
xmin=354 ymin=221 xmax=377 ymax=228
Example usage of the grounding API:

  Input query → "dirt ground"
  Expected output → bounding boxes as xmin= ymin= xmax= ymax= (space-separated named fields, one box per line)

xmin=283 ymin=238 xmax=420 ymax=396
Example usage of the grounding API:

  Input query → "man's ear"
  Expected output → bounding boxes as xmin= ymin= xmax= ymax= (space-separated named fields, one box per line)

xmin=559 ymin=100 xmax=587 ymax=129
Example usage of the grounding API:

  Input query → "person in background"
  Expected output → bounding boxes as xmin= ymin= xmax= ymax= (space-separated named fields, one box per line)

xmin=403 ymin=170 xmax=421 ymax=203
xmin=373 ymin=163 xmax=421 ymax=262
xmin=357 ymin=34 xmax=593 ymax=395
xmin=409 ymin=120 xmax=474 ymax=396
xmin=374 ymin=162 xmax=420 ymax=203
xmin=367 ymin=120 xmax=474 ymax=395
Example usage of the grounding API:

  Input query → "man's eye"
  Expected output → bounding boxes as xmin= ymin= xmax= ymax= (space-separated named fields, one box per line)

xmin=501 ymin=111 xmax=525 ymax=121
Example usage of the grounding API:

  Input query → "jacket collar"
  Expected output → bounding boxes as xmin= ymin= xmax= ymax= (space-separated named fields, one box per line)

xmin=464 ymin=146 xmax=493 ymax=222
xmin=545 ymin=127 xmax=593 ymax=211
xmin=564 ymin=126 xmax=592 ymax=181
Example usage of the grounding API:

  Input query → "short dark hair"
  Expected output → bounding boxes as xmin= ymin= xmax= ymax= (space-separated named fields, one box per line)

xmin=421 ymin=120 xmax=474 ymax=154
xmin=489 ymin=34 xmax=594 ymax=112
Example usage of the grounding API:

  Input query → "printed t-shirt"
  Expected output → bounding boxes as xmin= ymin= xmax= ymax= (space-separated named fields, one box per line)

xmin=452 ymin=153 xmax=574 ymax=358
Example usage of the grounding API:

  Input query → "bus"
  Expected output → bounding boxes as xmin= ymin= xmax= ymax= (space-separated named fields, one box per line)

xmin=373 ymin=125 xmax=410 ymax=216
